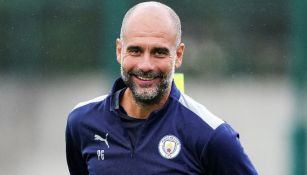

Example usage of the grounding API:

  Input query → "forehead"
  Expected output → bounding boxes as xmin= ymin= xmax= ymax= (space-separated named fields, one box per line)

xmin=122 ymin=7 xmax=177 ymax=47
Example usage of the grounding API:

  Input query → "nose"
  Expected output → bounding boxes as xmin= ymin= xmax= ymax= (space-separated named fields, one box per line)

xmin=138 ymin=52 xmax=155 ymax=72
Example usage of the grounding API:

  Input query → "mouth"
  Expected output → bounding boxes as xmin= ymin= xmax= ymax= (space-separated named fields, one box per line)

xmin=135 ymin=75 xmax=156 ymax=81
xmin=132 ymin=74 xmax=161 ymax=88
xmin=127 ymin=70 xmax=164 ymax=88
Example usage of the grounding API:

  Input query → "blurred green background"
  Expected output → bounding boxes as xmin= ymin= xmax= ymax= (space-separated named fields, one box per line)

xmin=0 ymin=0 xmax=306 ymax=175
xmin=0 ymin=0 xmax=290 ymax=78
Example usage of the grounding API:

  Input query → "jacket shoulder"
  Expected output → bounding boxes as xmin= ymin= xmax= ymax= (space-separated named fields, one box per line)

xmin=68 ymin=94 xmax=109 ymax=126
xmin=177 ymin=93 xmax=224 ymax=129
xmin=72 ymin=94 xmax=108 ymax=111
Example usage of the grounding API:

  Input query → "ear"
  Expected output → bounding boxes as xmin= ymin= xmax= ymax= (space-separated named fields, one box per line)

xmin=116 ymin=38 xmax=122 ymax=64
xmin=175 ymin=43 xmax=185 ymax=68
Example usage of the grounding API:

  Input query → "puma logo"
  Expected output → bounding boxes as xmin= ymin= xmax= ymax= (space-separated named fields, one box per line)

xmin=94 ymin=133 xmax=110 ymax=148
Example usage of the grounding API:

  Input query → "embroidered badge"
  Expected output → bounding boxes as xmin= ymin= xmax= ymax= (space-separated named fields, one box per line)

xmin=158 ymin=135 xmax=181 ymax=159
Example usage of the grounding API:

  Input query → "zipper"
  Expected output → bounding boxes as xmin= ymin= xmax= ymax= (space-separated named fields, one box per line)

xmin=128 ymin=133 xmax=136 ymax=158
xmin=131 ymin=143 xmax=135 ymax=158
xmin=126 ymin=111 xmax=155 ymax=158
xmin=129 ymin=118 xmax=149 ymax=158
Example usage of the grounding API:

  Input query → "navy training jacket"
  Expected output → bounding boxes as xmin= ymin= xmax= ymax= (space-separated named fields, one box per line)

xmin=66 ymin=77 xmax=258 ymax=175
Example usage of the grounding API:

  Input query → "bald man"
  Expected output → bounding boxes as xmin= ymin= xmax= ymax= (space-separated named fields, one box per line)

xmin=66 ymin=2 xmax=258 ymax=175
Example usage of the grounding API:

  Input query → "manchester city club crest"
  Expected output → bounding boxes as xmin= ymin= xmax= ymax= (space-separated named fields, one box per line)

xmin=158 ymin=135 xmax=181 ymax=159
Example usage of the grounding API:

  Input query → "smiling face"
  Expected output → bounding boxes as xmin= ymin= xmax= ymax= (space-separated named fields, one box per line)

xmin=116 ymin=5 xmax=184 ymax=106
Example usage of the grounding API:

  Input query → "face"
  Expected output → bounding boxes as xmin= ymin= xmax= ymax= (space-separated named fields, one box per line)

xmin=119 ymin=44 xmax=175 ymax=105
xmin=116 ymin=9 xmax=184 ymax=106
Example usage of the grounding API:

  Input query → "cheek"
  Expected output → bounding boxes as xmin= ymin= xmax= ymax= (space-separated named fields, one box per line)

xmin=149 ymin=59 xmax=174 ymax=74
xmin=121 ymin=58 xmax=134 ymax=70
xmin=160 ymin=59 xmax=175 ymax=71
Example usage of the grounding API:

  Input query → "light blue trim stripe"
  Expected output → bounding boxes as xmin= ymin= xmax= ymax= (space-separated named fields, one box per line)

xmin=178 ymin=94 xmax=224 ymax=129
xmin=72 ymin=95 xmax=108 ymax=111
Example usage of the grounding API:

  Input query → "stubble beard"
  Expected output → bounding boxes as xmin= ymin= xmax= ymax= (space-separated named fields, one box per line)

xmin=120 ymin=63 xmax=175 ymax=106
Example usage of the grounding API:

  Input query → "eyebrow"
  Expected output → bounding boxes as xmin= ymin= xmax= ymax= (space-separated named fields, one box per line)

xmin=126 ymin=46 xmax=143 ymax=51
xmin=151 ymin=47 xmax=170 ymax=54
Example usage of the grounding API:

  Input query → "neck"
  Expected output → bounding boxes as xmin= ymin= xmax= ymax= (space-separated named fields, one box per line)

xmin=120 ymin=87 xmax=171 ymax=119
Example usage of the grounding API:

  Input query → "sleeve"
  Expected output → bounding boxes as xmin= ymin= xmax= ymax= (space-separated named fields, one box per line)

xmin=202 ymin=124 xmax=258 ymax=175
xmin=65 ymin=114 xmax=89 ymax=175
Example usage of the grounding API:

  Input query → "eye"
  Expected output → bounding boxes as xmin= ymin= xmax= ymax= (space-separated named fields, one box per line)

xmin=127 ymin=47 xmax=142 ymax=56
xmin=153 ymin=48 xmax=170 ymax=58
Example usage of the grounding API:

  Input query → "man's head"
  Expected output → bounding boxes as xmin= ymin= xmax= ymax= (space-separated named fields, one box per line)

xmin=116 ymin=1 xmax=185 ymax=106
xmin=120 ymin=1 xmax=182 ymax=47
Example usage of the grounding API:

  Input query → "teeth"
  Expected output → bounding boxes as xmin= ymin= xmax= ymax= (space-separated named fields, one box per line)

xmin=137 ymin=76 xmax=154 ymax=81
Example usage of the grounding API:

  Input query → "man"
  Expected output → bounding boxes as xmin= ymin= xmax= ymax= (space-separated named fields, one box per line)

xmin=66 ymin=1 xmax=258 ymax=174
